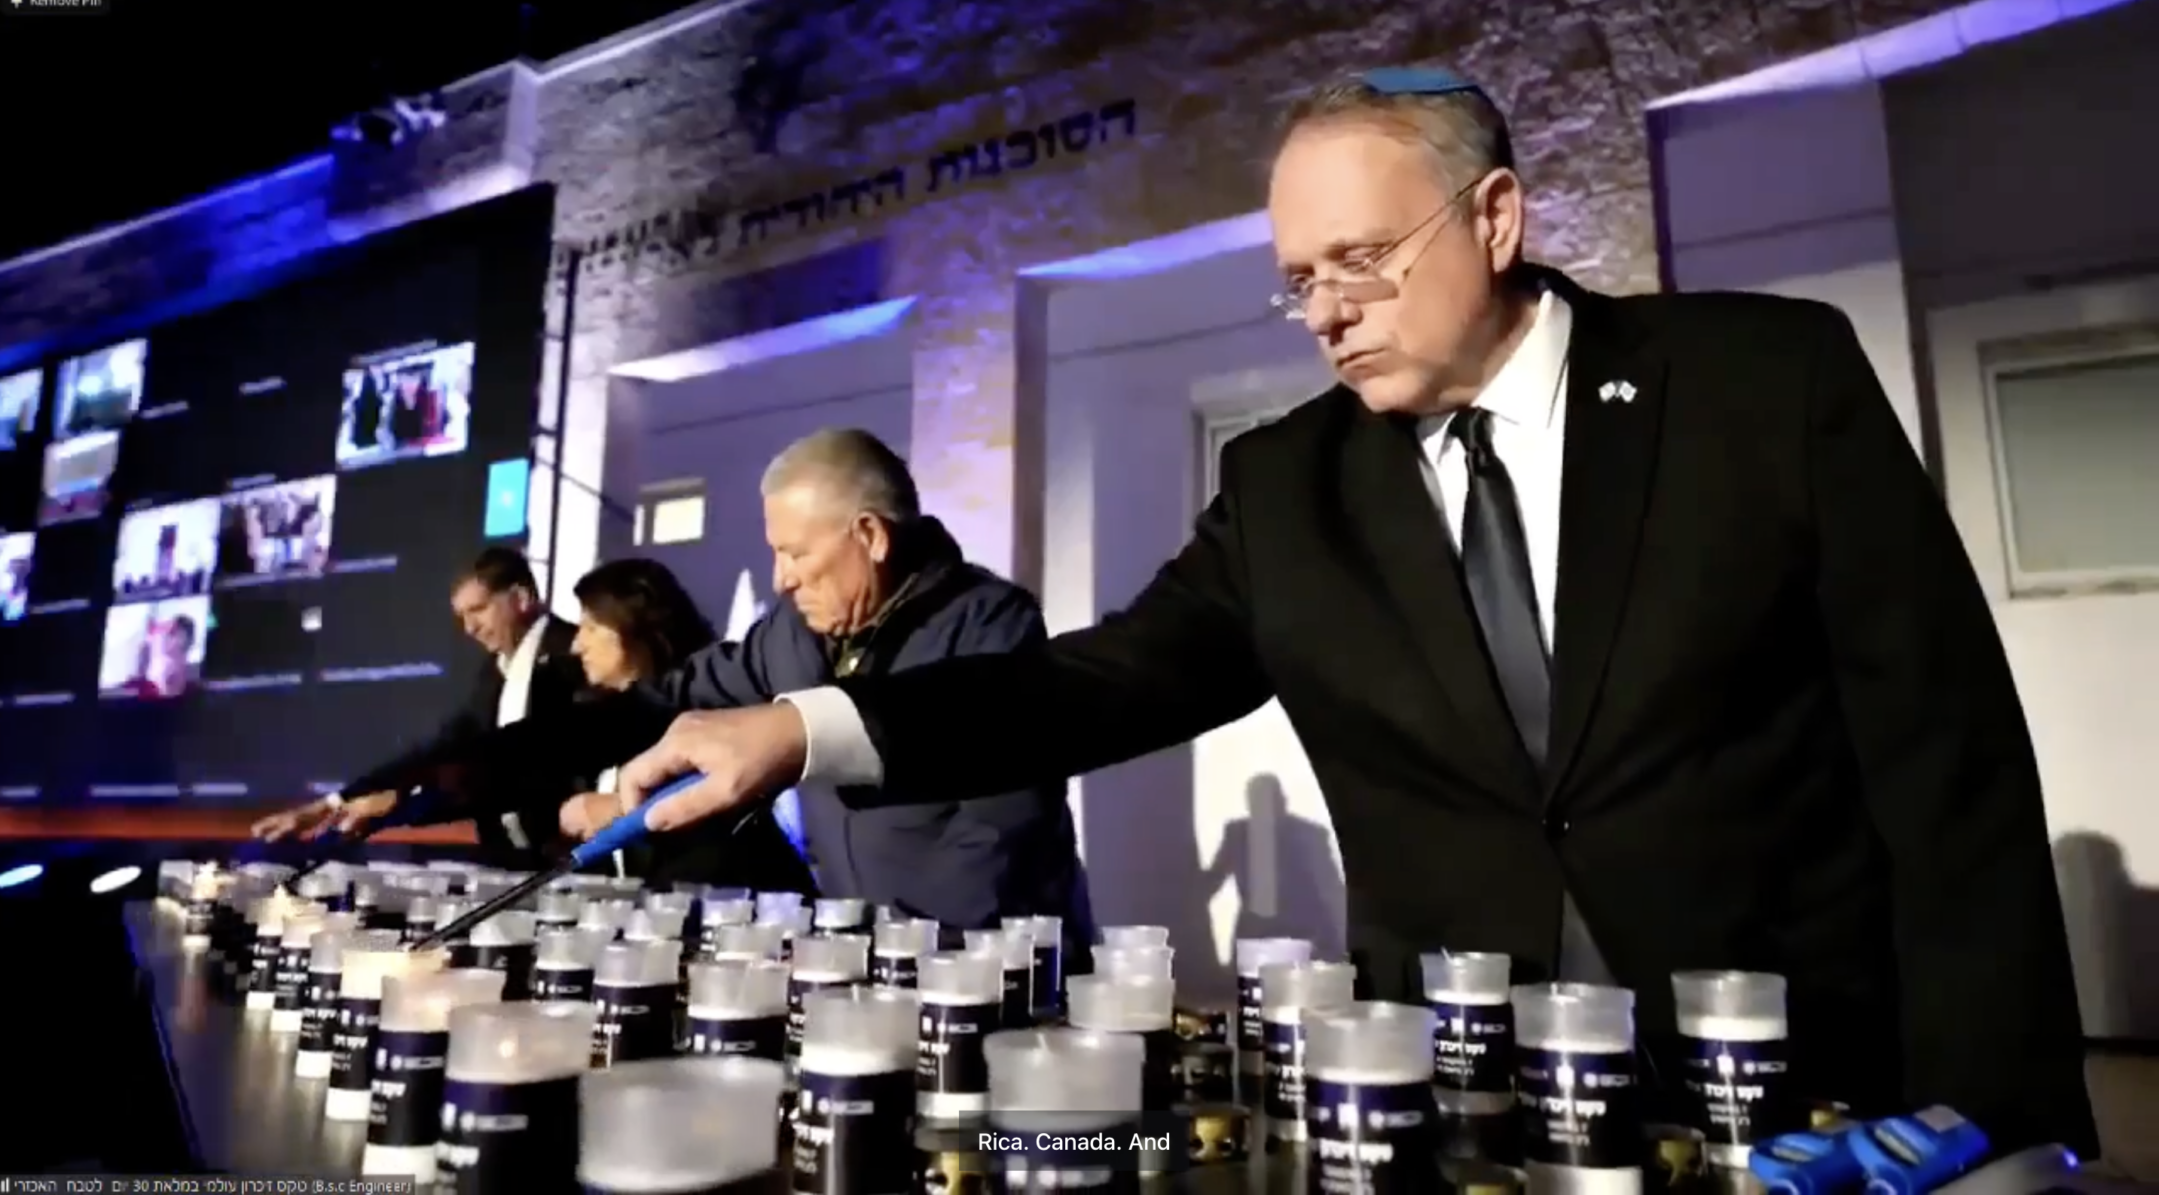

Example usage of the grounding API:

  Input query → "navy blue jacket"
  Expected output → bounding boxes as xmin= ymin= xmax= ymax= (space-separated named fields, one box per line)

xmin=444 ymin=522 xmax=1091 ymax=940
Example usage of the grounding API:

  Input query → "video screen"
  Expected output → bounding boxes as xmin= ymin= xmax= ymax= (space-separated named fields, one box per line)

xmin=0 ymin=532 xmax=31 ymax=621
xmin=54 ymin=339 xmax=147 ymax=442
xmin=336 ymin=341 xmax=474 ymax=470
xmin=98 ymin=596 xmax=211 ymax=700
xmin=113 ymin=498 xmax=220 ymax=602
xmin=0 ymin=369 xmax=39 ymax=451
xmin=40 ymin=429 xmax=120 ymax=525
xmin=0 ymin=185 xmax=551 ymax=808
xmin=218 ymin=476 xmax=336 ymax=586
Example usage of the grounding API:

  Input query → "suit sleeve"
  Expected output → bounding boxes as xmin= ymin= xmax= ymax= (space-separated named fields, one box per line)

xmin=1804 ymin=306 xmax=2096 ymax=1153
xmin=410 ymin=620 xmax=784 ymax=820
xmin=833 ymin=447 xmax=1274 ymax=805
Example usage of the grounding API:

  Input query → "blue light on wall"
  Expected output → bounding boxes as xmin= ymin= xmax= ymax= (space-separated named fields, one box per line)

xmin=485 ymin=457 xmax=532 ymax=538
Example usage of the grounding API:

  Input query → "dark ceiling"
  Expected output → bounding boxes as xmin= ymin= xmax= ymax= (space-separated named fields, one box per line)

xmin=0 ymin=0 xmax=713 ymax=263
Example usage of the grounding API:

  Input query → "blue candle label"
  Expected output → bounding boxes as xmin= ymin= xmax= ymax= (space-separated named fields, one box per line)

xmin=401 ymin=918 xmax=436 ymax=946
xmin=991 ymin=1120 xmax=1143 ymax=1192
xmin=273 ymin=944 xmax=311 ymax=1011
xmin=1308 ymin=1077 xmax=1442 ymax=1192
xmin=300 ymin=968 xmax=341 ymax=1053
xmin=592 ymin=982 xmax=679 ymax=1065
xmin=362 ymin=908 xmax=406 ymax=935
xmin=368 ymin=1028 xmax=448 ymax=1148
xmin=1261 ymin=1018 xmax=1311 ymax=1122
xmin=449 ymin=943 xmax=480 ymax=968
xmin=471 ymin=942 xmax=537 ymax=1000
xmin=1236 ymin=976 xmax=1264 ymax=1054
xmin=328 ymin=995 xmax=382 ymax=1093
xmin=250 ymin=936 xmax=282 ymax=993
xmin=1516 ymin=1047 xmax=1642 ymax=1170
xmin=1029 ymin=943 xmax=1063 ymax=1017
xmin=1685 ymin=1036 xmax=1792 ymax=1146
xmin=1430 ymin=1001 xmax=1514 ymax=1095
xmin=871 ymin=952 xmax=919 ymax=989
xmin=787 ymin=976 xmax=858 ymax=1055
xmin=790 ymin=1068 xmax=916 ymax=1193
xmin=532 ymin=966 xmax=593 ymax=1003
xmin=1138 ymin=1027 xmax=1182 ymax=1112
xmin=688 ymin=1013 xmax=787 ymax=1061
xmin=438 ymin=1074 xmax=579 ymax=1194
xmin=1000 ymin=966 xmax=1034 ymax=1029
xmin=919 ymin=1000 xmax=997 ymax=1094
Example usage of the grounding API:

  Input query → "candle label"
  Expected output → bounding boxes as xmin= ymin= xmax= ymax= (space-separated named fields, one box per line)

xmin=1516 ymin=1047 xmax=1642 ymax=1169
xmin=300 ymin=968 xmax=342 ymax=1053
xmin=1430 ymin=1000 xmax=1515 ymax=1094
xmin=816 ymin=916 xmax=868 ymax=936
xmin=1236 ymin=976 xmax=1264 ymax=1054
xmin=777 ymin=934 xmax=796 ymax=964
xmin=448 ymin=942 xmax=480 ymax=968
xmin=871 ymin=951 xmax=919 ymax=989
xmin=437 ymin=1074 xmax=579 ymax=1193
xmin=535 ymin=912 xmax=578 ymax=931
xmin=688 ymin=1013 xmax=788 ymax=1061
xmin=1029 ymin=942 xmax=1063 ymax=1017
xmin=400 ymin=918 xmax=436 ymax=946
xmin=471 ymin=942 xmax=537 ymax=1000
xmin=182 ymin=899 xmax=214 ymax=936
xmin=991 ymin=1120 xmax=1144 ymax=1192
xmin=1685 ymin=1036 xmax=1792 ymax=1145
xmin=368 ymin=1028 xmax=448 ymax=1148
xmin=323 ymin=887 xmax=353 ymax=913
xmin=1262 ymin=1018 xmax=1312 ymax=1122
xmin=250 ymin=935 xmax=282 ymax=993
xmin=919 ymin=1000 xmax=997 ymax=1093
xmin=363 ymin=908 xmax=407 ymax=935
xmin=787 ymin=976 xmax=860 ymax=1055
xmin=273 ymin=944 xmax=311 ymax=1011
xmin=1001 ymin=966 xmax=1034 ymax=1029
xmin=1139 ymin=1027 xmax=1182 ymax=1111
xmin=328 ymin=995 xmax=383 ymax=1093
xmin=790 ymin=1067 xmax=916 ymax=1191
xmin=593 ymin=982 xmax=679 ymax=1065
xmin=532 ymin=966 xmax=594 ymax=1003
xmin=1308 ymin=1077 xmax=1441 ymax=1191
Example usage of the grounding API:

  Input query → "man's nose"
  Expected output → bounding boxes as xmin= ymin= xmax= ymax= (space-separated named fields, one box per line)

xmin=1304 ymin=287 xmax=1355 ymax=337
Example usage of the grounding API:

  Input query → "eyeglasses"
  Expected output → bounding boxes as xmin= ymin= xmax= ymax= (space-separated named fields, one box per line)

xmin=1268 ymin=175 xmax=1483 ymax=322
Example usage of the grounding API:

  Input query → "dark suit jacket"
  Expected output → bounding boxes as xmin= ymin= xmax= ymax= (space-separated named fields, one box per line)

xmin=342 ymin=615 xmax=584 ymax=869
xmin=823 ymin=277 xmax=2094 ymax=1153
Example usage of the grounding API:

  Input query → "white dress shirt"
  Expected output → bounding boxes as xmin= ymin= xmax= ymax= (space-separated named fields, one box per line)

xmin=778 ymin=288 xmax=1609 ymax=979
xmin=492 ymin=618 xmax=551 ymax=850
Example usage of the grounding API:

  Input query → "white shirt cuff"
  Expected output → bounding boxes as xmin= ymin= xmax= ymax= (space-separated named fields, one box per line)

xmin=777 ymin=687 xmax=885 ymax=788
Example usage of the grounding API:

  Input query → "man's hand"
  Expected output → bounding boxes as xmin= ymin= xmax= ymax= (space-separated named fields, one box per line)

xmin=249 ymin=799 xmax=341 ymax=842
xmin=616 ymin=704 xmax=810 ymax=832
xmin=329 ymin=791 xmax=399 ymax=836
xmin=559 ymin=791 xmax=630 ymax=840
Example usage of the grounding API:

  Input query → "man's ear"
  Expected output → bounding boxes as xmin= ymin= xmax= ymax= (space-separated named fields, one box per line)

xmin=856 ymin=513 xmax=893 ymax=565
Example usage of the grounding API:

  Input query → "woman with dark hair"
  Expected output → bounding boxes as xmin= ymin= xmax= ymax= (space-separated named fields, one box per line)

xmin=563 ymin=557 xmax=815 ymax=894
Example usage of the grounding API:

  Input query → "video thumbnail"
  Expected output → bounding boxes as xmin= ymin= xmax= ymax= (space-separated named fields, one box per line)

xmin=0 ymin=369 xmax=39 ymax=450
xmin=99 ymin=595 xmax=211 ymax=700
xmin=39 ymin=429 xmax=121 ymax=525
xmin=113 ymin=498 xmax=220 ymax=602
xmin=0 ymin=532 xmax=31 ymax=621
xmin=54 ymin=338 xmax=148 ymax=442
xmin=336 ymin=341 xmax=474 ymax=470
xmin=219 ymin=475 xmax=336 ymax=583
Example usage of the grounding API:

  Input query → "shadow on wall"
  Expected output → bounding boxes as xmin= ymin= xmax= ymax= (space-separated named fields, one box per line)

xmin=2053 ymin=832 xmax=2159 ymax=1041
xmin=1200 ymin=772 xmax=1348 ymax=962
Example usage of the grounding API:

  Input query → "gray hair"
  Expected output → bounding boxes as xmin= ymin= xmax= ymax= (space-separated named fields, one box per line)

xmin=1279 ymin=75 xmax=1515 ymax=192
xmin=759 ymin=427 xmax=921 ymax=524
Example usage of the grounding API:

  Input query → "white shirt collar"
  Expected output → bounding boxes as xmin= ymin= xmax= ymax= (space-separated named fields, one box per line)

xmin=498 ymin=617 xmax=548 ymax=675
xmin=1424 ymin=286 xmax=1573 ymax=438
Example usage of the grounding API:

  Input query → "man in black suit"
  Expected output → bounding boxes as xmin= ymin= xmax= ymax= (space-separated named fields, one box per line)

xmin=610 ymin=71 xmax=2094 ymax=1151
xmin=251 ymin=547 xmax=583 ymax=868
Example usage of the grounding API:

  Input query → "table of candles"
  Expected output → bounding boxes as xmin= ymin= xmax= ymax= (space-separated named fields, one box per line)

xmin=144 ymin=858 xmax=1805 ymax=1194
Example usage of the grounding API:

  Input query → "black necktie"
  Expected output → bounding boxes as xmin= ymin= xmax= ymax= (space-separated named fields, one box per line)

xmin=1448 ymin=407 xmax=1550 ymax=768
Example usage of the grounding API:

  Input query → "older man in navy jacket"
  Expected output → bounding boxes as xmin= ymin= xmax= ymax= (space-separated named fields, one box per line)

xmin=346 ymin=429 xmax=1093 ymax=946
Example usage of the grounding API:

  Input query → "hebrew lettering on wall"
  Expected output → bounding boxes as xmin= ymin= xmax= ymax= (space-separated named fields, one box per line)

xmin=554 ymin=99 xmax=1140 ymax=282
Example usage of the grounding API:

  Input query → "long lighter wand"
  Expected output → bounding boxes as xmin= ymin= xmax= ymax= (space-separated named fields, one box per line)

xmin=407 ymin=771 xmax=704 ymax=951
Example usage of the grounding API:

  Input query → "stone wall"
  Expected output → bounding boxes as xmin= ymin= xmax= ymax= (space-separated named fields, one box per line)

xmin=0 ymin=0 xmax=1966 ymax=583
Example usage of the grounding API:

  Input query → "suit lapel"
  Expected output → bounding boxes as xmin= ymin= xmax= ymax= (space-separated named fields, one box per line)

xmin=1340 ymin=402 xmax=1542 ymax=801
xmin=1546 ymin=287 xmax=1667 ymax=799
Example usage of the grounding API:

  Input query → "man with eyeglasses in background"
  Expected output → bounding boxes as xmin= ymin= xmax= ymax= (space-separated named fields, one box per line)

xmin=605 ymin=70 xmax=2095 ymax=1153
